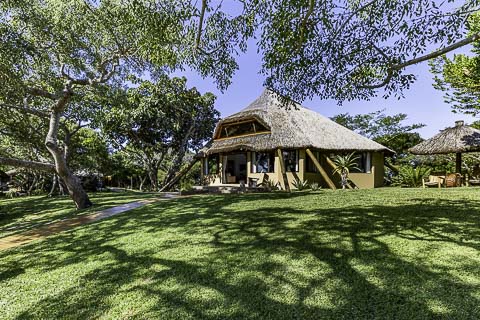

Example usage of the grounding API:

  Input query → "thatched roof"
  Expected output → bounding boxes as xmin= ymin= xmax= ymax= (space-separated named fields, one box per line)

xmin=409 ymin=121 xmax=480 ymax=155
xmin=206 ymin=90 xmax=392 ymax=154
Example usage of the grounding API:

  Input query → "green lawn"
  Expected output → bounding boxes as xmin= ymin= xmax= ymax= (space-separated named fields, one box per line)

xmin=0 ymin=191 xmax=156 ymax=238
xmin=0 ymin=188 xmax=479 ymax=319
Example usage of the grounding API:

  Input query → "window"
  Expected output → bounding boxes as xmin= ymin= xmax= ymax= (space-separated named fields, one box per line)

xmin=218 ymin=120 xmax=269 ymax=139
xmin=282 ymin=150 xmax=299 ymax=172
xmin=251 ymin=152 xmax=275 ymax=173
xmin=355 ymin=152 xmax=372 ymax=173
xmin=204 ymin=154 xmax=219 ymax=175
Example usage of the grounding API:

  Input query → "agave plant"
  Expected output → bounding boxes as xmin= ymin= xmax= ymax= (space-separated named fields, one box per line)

xmin=310 ymin=182 xmax=321 ymax=191
xmin=332 ymin=153 xmax=360 ymax=189
xmin=292 ymin=178 xmax=310 ymax=191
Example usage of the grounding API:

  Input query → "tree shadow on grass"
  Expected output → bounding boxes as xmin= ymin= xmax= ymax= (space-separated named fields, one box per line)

xmin=0 ymin=192 xmax=155 ymax=238
xmin=1 ymin=191 xmax=479 ymax=319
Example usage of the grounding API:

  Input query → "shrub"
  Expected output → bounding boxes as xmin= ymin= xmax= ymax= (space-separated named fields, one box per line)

xmin=31 ymin=189 xmax=46 ymax=196
xmin=260 ymin=179 xmax=280 ymax=191
xmin=393 ymin=166 xmax=431 ymax=187
xmin=5 ymin=189 xmax=18 ymax=199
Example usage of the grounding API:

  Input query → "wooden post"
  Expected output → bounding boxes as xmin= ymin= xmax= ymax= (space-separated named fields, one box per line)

xmin=306 ymin=149 xmax=336 ymax=190
xmin=276 ymin=148 xmax=291 ymax=192
xmin=456 ymin=152 xmax=462 ymax=174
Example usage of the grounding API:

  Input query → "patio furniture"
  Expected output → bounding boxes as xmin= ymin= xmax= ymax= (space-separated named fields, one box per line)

xmin=226 ymin=173 xmax=236 ymax=183
xmin=445 ymin=173 xmax=462 ymax=187
xmin=469 ymin=179 xmax=480 ymax=186
xmin=422 ymin=175 xmax=444 ymax=188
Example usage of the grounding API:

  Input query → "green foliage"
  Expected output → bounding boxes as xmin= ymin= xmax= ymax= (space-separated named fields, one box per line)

xmin=332 ymin=152 xmax=360 ymax=189
xmin=430 ymin=12 xmax=480 ymax=116
xmin=100 ymin=76 xmax=219 ymax=190
xmin=310 ymin=182 xmax=321 ymax=191
xmin=332 ymin=153 xmax=360 ymax=176
xmin=4 ymin=189 xmax=18 ymax=199
xmin=292 ymin=178 xmax=310 ymax=191
xmin=393 ymin=166 xmax=431 ymax=188
xmin=260 ymin=179 xmax=279 ymax=191
xmin=254 ymin=1 xmax=477 ymax=102
xmin=332 ymin=110 xmax=424 ymax=155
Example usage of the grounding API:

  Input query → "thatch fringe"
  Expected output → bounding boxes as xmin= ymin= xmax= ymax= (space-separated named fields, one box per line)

xmin=410 ymin=121 xmax=480 ymax=155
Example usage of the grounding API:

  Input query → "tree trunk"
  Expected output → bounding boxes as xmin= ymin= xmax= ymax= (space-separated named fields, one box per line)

xmin=49 ymin=174 xmax=58 ymax=197
xmin=139 ymin=175 xmax=147 ymax=191
xmin=45 ymin=111 xmax=92 ymax=209
xmin=27 ymin=173 xmax=38 ymax=195
xmin=147 ymin=166 xmax=159 ymax=191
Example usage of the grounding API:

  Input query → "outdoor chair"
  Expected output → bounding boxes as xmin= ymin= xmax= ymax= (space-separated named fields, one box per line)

xmin=469 ymin=179 xmax=480 ymax=187
xmin=445 ymin=173 xmax=462 ymax=188
xmin=422 ymin=175 xmax=444 ymax=188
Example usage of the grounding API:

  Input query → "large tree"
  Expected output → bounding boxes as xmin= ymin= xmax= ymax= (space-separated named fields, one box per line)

xmin=250 ymin=0 xmax=480 ymax=102
xmin=101 ymin=76 xmax=218 ymax=191
xmin=332 ymin=110 xmax=425 ymax=155
xmin=0 ymin=0 xmax=248 ymax=208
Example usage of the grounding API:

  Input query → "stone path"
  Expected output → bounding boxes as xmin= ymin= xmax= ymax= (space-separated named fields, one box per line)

xmin=0 ymin=193 xmax=180 ymax=251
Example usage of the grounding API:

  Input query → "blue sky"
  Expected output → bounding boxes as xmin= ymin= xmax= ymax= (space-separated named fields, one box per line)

xmin=174 ymin=39 xmax=477 ymax=139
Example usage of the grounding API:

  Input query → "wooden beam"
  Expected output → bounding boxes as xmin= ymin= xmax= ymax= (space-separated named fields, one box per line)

xmin=305 ymin=149 xmax=336 ymax=190
xmin=323 ymin=155 xmax=353 ymax=189
xmin=276 ymin=148 xmax=291 ymax=192
xmin=159 ymin=158 xmax=200 ymax=192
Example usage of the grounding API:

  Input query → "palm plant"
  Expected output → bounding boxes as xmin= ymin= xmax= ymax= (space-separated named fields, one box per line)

xmin=332 ymin=153 xmax=361 ymax=189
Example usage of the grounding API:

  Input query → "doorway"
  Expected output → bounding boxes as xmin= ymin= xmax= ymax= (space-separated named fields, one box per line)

xmin=223 ymin=153 xmax=247 ymax=184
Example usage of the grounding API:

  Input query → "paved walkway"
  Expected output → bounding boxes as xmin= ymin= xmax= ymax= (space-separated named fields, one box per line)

xmin=0 ymin=193 xmax=180 ymax=251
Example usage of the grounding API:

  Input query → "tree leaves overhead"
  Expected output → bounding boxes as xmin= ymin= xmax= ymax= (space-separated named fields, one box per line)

xmin=431 ymin=13 xmax=480 ymax=117
xmin=331 ymin=109 xmax=425 ymax=155
xmin=253 ymin=0 xmax=480 ymax=102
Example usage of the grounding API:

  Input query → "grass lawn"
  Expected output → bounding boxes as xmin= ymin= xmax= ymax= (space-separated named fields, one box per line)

xmin=0 ymin=188 xmax=479 ymax=319
xmin=0 ymin=191 xmax=157 ymax=238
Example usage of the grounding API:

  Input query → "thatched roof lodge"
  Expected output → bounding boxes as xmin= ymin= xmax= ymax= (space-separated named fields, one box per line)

xmin=201 ymin=90 xmax=392 ymax=190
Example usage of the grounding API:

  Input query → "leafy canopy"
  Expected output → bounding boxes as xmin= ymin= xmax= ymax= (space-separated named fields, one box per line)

xmin=431 ymin=12 xmax=480 ymax=117
xmin=332 ymin=110 xmax=425 ymax=155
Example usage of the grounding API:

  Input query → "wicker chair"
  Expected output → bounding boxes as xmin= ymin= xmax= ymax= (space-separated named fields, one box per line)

xmin=445 ymin=173 xmax=462 ymax=187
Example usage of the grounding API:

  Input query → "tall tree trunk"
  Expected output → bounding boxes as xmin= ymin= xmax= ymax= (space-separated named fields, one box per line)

xmin=45 ymin=111 xmax=92 ymax=209
xmin=27 ymin=173 xmax=38 ymax=195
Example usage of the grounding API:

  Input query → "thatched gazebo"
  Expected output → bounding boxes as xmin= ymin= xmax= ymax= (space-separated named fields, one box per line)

xmin=199 ymin=89 xmax=392 ymax=190
xmin=409 ymin=120 xmax=480 ymax=173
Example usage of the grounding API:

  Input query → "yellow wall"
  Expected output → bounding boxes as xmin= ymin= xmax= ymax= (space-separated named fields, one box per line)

xmin=202 ymin=149 xmax=385 ymax=189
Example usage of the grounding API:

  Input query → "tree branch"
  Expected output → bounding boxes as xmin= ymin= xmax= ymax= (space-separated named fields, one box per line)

xmin=0 ymin=103 xmax=49 ymax=118
xmin=359 ymin=32 xmax=480 ymax=89
xmin=0 ymin=156 xmax=55 ymax=173
xmin=195 ymin=0 xmax=207 ymax=50
xmin=298 ymin=0 xmax=315 ymax=49
xmin=26 ymin=87 xmax=56 ymax=100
